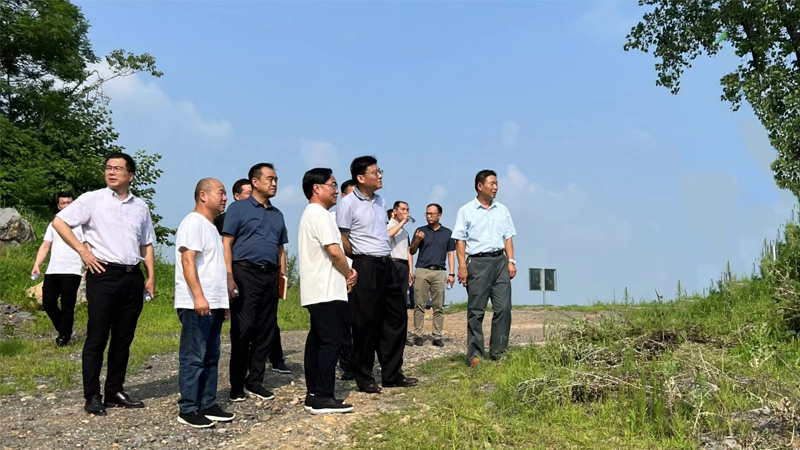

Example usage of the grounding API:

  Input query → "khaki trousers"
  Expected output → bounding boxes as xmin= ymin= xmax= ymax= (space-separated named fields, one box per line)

xmin=413 ymin=267 xmax=447 ymax=338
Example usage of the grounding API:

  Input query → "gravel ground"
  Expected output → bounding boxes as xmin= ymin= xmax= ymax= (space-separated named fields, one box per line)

xmin=0 ymin=308 xmax=586 ymax=450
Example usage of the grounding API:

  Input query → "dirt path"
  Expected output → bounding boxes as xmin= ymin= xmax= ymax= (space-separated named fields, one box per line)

xmin=0 ymin=308 xmax=590 ymax=450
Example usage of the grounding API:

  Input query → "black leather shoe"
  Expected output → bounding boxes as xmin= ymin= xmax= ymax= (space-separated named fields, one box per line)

xmin=360 ymin=383 xmax=382 ymax=394
xmin=382 ymin=376 xmax=419 ymax=388
xmin=84 ymin=395 xmax=106 ymax=415
xmin=104 ymin=391 xmax=144 ymax=408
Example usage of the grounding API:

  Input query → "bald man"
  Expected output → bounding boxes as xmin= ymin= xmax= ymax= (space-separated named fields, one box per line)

xmin=174 ymin=178 xmax=234 ymax=428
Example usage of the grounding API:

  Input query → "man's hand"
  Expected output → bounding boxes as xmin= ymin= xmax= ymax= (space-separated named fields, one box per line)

xmin=227 ymin=274 xmax=239 ymax=301
xmin=80 ymin=248 xmax=106 ymax=274
xmin=508 ymin=262 xmax=517 ymax=279
xmin=408 ymin=272 xmax=414 ymax=287
xmin=347 ymin=268 xmax=358 ymax=293
xmin=31 ymin=266 xmax=40 ymax=278
xmin=457 ymin=266 xmax=468 ymax=286
xmin=194 ymin=296 xmax=211 ymax=316
xmin=413 ymin=230 xmax=425 ymax=243
xmin=447 ymin=274 xmax=455 ymax=288
xmin=224 ymin=309 xmax=231 ymax=322
xmin=145 ymin=277 xmax=155 ymax=300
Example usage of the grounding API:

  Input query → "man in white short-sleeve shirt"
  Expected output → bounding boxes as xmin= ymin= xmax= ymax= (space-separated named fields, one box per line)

xmin=174 ymin=178 xmax=234 ymax=428
xmin=31 ymin=191 xmax=85 ymax=347
xmin=54 ymin=152 xmax=156 ymax=415
xmin=298 ymin=168 xmax=357 ymax=414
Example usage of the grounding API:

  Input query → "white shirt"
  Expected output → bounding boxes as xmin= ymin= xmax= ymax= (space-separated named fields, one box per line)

xmin=174 ymin=212 xmax=229 ymax=310
xmin=299 ymin=203 xmax=348 ymax=307
xmin=387 ymin=218 xmax=410 ymax=261
xmin=43 ymin=222 xmax=84 ymax=276
xmin=57 ymin=187 xmax=156 ymax=265
xmin=452 ymin=198 xmax=516 ymax=256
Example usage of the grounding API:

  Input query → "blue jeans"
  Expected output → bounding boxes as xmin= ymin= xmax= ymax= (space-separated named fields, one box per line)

xmin=178 ymin=308 xmax=225 ymax=413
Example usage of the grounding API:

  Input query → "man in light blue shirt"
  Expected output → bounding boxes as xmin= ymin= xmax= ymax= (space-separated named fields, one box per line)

xmin=452 ymin=169 xmax=517 ymax=367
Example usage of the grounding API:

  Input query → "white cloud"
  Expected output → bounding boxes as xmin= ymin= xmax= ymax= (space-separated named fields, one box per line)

xmin=501 ymin=164 xmax=580 ymax=200
xmin=502 ymin=121 xmax=519 ymax=148
xmin=90 ymin=62 xmax=231 ymax=141
xmin=300 ymin=139 xmax=340 ymax=168
xmin=277 ymin=185 xmax=307 ymax=205
xmin=429 ymin=184 xmax=447 ymax=204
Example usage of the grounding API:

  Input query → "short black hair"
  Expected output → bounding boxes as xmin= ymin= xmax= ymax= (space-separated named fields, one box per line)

xmin=249 ymin=163 xmax=275 ymax=184
xmin=302 ymin=168 xmax=333 ymax=200
xmin=232 ymin=178 xmax=251 ymax=195
xmin=57 ymin=191 xmax=74 ymax=201
xmin=387 ymin=209 xmax=392 ymax=219
xmin=474 ymin=169 xmax=497 ymax=193
xmin=393 ymin=201 xmax=408 ymax=210
xmin=350 ymin=155 xmax=378 ymax=181
xmin=341 ymin=179 xmax=356 ymax=193
xmin=427 ymin=203 xmax=442 ymax=214
xmin=105 ymin=152 xmax=136 ymax=173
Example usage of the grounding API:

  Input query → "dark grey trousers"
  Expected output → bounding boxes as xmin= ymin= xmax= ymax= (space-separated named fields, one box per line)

xmin=466 ymin=255 xmax=512 ymax=361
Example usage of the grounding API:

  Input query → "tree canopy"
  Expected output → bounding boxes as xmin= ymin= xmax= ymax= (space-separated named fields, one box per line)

xmin=625 ymin=0 xmax=800 ymax=199
xmin=0 ymin=0 xmax=174 ymax=244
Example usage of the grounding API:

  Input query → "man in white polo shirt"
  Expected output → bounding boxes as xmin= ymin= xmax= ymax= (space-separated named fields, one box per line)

xmin=31 ymin=191 xmax=85 ymax=347
xmin=174 ymin=178 xmax=235 ymax=428
xmin=54 ymin=152 xmax=155 ymax=416
xmin=298 ymin=168 xmax=357 ymax=414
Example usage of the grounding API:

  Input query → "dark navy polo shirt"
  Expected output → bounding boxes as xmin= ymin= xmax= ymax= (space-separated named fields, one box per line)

xmin=414 ymin=224 xmax=456 ymax=268
xmin=222 ymin=196 xmax=288 ymax=266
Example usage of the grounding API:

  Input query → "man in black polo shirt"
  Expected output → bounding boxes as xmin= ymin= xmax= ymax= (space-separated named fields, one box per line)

xmin=222 ymin=163 xmax=288 ymax=402
xmin=409 ymin=203 xmax=455 ymax=347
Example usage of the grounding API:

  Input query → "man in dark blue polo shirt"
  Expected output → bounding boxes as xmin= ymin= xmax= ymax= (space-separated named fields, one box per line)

xmin=222 ymin=163 xmax=288 ymax=402
xmin=336 ymin=156 xmax=418 ymax=394
xmin=409 ymin=203 xmax=456 ymax=347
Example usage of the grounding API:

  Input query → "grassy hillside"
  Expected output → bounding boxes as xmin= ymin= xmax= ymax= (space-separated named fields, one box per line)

xmin=351 ymin=276 xmax=800 ymax=448
xmin=0 ymin=208 xmax=309 ymax=395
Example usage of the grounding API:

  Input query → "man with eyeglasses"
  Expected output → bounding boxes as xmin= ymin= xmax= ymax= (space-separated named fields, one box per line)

xmin=336 ymin=156 xmax=417 ymax=394
xmin=53 ymin=152 xmax=156 ymax=415
xmin=453 ymin=170 xmax=517 ymax=368
xmin=222 ymin=163 xmax=288 ymax=402
xmin=298 ymin=168 xmax=358 ymax=414
xmin=408 ymin=203 xmax=456 ymax=347
xmin=387 ymin=201 xmax=413 ymax=318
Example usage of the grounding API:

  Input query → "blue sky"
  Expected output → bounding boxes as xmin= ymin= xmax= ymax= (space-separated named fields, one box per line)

xmin=77 ymin=1 xmax=795 ymax=305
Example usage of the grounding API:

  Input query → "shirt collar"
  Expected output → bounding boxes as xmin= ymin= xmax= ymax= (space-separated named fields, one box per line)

xmin=354 ymin=187 xmax=381 ymax=203
xmin=106 ymin=187 xmax=135 ymax=203
xmin=246 ymin=195 xmax=272 ymax=209
xmin=472 ymin=197 xmax=496 ymax=210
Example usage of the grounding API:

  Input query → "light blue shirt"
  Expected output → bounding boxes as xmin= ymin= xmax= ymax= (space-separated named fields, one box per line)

xmin=336 ymin=187 xmax=392 ymax=256
xmin=452 ymin=198 xmax=516 ymax=256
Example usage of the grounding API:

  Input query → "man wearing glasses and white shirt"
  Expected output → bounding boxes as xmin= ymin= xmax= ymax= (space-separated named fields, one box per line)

xmin=54 ymin=152 xmax=156 ymax=416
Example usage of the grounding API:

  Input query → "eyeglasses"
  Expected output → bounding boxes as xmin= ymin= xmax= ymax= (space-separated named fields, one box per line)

xmin=104 ymin=165 xmax=128 ymax=174
xmin=317 ymin=182 xmax=338 ymax=191
xmin=425 ymin=212 xmax=440 ymax=216
xmin=364 ymin=168 xmax=384 ymax=177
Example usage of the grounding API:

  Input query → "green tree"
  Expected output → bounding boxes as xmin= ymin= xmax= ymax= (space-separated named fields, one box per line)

xmin=0 ymin=0 xmax=174 ymax=244
xmin=624 ymin=0 xmax=800 ymax=198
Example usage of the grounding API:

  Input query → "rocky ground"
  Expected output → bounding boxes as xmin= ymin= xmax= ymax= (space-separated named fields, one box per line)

xmin=0 ymin=308 xmax=587 ymax=450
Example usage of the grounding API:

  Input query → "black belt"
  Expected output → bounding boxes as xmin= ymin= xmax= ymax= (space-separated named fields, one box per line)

xmin=470 ymin=250 xmax=504 ymax=258
xmin=103 ymin=262 xmax=141 ymax=273
xmin=235 ymin=260 xmax=279 ymax=273
xmin=352 ymin=254 xmax=391 ymax=263
xmin=391 ymin=258 xmax=409 ymax=265
xmin=422 ymin=265 xmax=446 ymax=271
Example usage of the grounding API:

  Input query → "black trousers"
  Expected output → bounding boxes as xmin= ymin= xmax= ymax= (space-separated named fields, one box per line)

xmin=83 ymin=267 xmax=144 ymax=399
xmin=305 ymin=301 xmax=346 ymax=398
xmin=42 ymin=274 xmax=81 ymax=338
xmin=230 ymin=264 xmax=279 ymax=393
xmin=269 ymin=323 xmax=284 ymax=366
xmin=338 ymin=305 xmax=353 ymax=373
xmin=349 ymin=256 xmax=407 ymax=389
xmin=391 ymin=259 xmax=411 ymax=309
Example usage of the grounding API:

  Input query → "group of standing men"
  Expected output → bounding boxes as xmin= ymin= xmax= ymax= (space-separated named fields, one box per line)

xmin=30 ymin=151 xmax=517 ymax=428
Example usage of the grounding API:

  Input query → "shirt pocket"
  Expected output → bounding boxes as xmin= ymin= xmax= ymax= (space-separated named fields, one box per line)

xmin=125 ymin=209 xmax=148 ymax=242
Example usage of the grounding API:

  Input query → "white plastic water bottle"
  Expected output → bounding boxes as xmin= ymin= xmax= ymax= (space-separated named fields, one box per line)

xmin=31 ymin=273 xmax=40 ymax=281
xmin=143 ymin=292 xmax=152 ymax=302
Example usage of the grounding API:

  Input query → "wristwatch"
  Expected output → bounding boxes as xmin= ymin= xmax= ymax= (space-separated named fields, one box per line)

xmin=448 ymin=273 xmax=455 ymax=277
xmin=508 ymin=259 xmax=516 ymax=265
